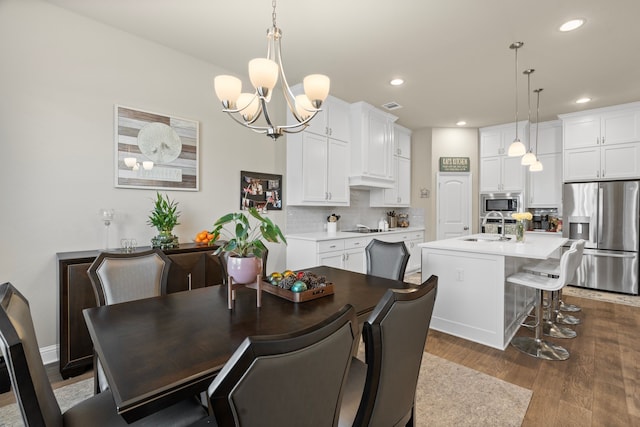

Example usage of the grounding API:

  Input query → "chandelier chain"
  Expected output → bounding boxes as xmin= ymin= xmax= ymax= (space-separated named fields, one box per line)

xmin=272 ymin=0 xmax=277 ymax=28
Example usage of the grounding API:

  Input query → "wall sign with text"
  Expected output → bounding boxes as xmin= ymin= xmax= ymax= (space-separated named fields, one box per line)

xmin=439 ymin=157 xmax=470 ymax=172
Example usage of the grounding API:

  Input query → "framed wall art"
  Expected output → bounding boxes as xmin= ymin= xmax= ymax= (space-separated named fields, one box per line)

xmin=115 ymin=105 xmax=199 ymax=191
xmin=240 ymin=171 xmax=282 ymax=212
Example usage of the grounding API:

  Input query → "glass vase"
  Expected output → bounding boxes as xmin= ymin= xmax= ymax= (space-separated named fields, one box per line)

xmin=516 ymin=220 xmax=525 ymax=243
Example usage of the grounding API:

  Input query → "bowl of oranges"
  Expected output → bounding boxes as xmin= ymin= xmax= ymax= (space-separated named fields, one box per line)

xmin=194 ymin=230 xmax=215 ymax=244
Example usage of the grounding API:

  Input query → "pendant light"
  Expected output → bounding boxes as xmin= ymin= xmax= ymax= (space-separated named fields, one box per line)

xmin=521 ymin=69 xmax=537 ymax=166
xmin=530 ymin=88 xmax=544 ymax=172
xmin=507 ymin=42 xmax=526 ymax=157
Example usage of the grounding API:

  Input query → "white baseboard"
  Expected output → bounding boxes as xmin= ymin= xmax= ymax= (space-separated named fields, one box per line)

xmin=40 ymin=344 xmax=58 ymax=366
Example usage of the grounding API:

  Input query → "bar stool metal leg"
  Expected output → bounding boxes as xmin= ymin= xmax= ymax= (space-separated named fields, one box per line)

xmin=544 ymin=290 xmax=577 ymax=339
xmin=559 ymin=288 xmax=581 ymax=312
xmin=511 ymin=289 xmax=570 ymax=361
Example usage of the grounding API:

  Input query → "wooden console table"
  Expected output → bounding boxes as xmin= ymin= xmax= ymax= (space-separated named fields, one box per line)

xmin=57 ymin=243 xmax=224 ymax=379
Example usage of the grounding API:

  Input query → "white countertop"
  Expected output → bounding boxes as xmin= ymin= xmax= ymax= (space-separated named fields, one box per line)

xmin=286 ymin=226 xmax=425 ymax=242
xmin=419 ymin=233 xmax=567 ymax=260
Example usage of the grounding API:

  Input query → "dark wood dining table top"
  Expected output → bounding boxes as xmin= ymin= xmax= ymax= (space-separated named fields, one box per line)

xmin=82 ymin=266 xmax=411 ymax=423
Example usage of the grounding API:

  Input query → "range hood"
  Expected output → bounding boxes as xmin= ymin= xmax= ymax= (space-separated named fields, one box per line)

xmin=348 ymin=175 xmax=394 ymax=189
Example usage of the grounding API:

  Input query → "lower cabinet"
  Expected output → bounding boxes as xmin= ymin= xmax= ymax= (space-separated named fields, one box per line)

xmin=57 ymin=243 xmax=224 ymax=379
xmin=286 ymin=230 xmax=425 ymax=275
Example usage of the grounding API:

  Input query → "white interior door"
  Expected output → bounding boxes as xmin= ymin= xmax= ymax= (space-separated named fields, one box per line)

xmin=437 ymin=173 xmax=472 ymax=240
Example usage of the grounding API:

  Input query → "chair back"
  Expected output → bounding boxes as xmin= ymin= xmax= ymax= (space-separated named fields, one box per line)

xmin=353 ymin=275 xmax=438 ymax=427
xmin=0 ymin=283 xmax=62 ymax=426
xmin=365 ymin=239 xmax=410 ymax=281
xmin=88 ymin=248 xmax=171 ymax=306
xmin=208 ymin=304 xmax=358 ymax=427
xmin=556 ymin=247 xmax=579 ymax=290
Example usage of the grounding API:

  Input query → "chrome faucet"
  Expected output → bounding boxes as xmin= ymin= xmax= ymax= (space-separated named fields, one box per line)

xmin=483 ymin=211 xmax=506 ymax=239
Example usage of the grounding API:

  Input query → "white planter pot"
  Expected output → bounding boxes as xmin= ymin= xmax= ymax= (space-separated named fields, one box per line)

xmin=227 ymin=255 xmax=260 ymax=285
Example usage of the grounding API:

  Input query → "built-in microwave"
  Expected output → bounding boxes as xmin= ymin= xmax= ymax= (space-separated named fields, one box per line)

xmin=480 ymin=193 xmax=521 ymax=216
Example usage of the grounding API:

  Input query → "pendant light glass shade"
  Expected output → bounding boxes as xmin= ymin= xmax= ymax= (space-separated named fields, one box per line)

xmin=529 ymin=160 xmax=544 ymax=172
xmin=508 ymin=140 xmax=526 ymax=156
xmin=521 ymin=151 xmax=537 ymax=166
xmin=508 ymin=42 xmax=524 ymax=157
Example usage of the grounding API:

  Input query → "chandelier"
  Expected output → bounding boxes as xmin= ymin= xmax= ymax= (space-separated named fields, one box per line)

xmin=507 ymin=42 xmax=526 ymax=157
xmin=213 ymin=0 xmax=330 ymax=139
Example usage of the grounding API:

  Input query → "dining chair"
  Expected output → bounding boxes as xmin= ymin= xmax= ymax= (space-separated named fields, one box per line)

xmin=0 ymin=282 xmax=208 ymax=427
xmin=365 ymin=238 xmax=410 ymax=281
xmin=87 ymin=248 xmax=171 ymax=393
xmin=339 ymin=275 xmax=438 ymax=427
xmin=194 ymin=304 xmax=359 ymax=427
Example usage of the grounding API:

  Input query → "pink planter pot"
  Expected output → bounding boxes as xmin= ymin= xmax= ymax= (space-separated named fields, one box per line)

xmin=227 ymin=256 xmax=260 ymax=285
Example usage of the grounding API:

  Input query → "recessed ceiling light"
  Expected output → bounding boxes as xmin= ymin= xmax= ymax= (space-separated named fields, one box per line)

xmin=576 ymin=97 xmax=592 ymax=104
xmin=390 ymin=78 xmax=404 ymax=86
xmin=456 ymin=121 xmax=467 ymax=126
xmin=559 ymin=19 xmax=585 ymax=32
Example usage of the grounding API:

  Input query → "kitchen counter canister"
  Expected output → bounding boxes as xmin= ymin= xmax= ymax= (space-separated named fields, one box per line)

xmin=419 ymin=233 xmax=567 ymax=350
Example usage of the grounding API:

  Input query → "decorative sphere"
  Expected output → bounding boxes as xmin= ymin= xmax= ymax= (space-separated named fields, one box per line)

xmin=290 ymin=281 xmax=308 ymax=293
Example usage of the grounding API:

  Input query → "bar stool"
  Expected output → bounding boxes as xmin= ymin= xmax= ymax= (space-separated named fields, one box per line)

xmin=523 ymin=240 xmax=585 ymax=331
xmin=506 ymin=246 xmax=580 ymax=360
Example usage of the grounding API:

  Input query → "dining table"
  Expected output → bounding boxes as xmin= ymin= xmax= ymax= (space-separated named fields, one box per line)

xmin=82 ymin=265 xmax=412 ymax=423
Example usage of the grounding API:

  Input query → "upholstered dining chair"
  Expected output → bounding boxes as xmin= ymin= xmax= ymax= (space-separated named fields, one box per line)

xmin=193 ymin=304 xmax=359 ymax=427
xmin=88 ymin=248 xmax=171 ymax=392
xmin=365 ymin=239 xmax=410 ymax=281
xmin=0 ymin=282 xmax=207 ymax=427
xmin=339 ymin=275 xmax=438 ymax=427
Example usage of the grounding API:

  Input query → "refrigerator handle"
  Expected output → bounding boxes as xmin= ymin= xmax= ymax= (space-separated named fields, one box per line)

xmin=598 ymin=186 xmax=604 ymax=245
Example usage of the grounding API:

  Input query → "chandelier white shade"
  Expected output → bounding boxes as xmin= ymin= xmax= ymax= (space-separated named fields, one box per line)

xmin=213 ymin=1 xmax=330 ymax=139
xmin=508 ymin=42 xmax=526 ymax=157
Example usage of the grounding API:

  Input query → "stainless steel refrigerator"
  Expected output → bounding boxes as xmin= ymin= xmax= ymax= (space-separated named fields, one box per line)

xmin=563 ymin=181 xmax=639 ymax=295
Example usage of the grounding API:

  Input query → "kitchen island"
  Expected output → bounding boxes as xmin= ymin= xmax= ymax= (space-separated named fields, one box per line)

xmin=419 ymin=233 xmax=567 ymax=350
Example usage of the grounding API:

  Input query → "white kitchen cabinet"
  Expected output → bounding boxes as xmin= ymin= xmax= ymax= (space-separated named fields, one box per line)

xmin=528 ymin=121 xmax=562 ymax=208
xmin=528 ymin=153 xmax=561 ymax=207
xmin=301 ymin=94 xmax=351 ymax=143
xmin=562 ymin=104 xmax=640 ymax=149
xmin=480 ymin=121 xmax=528 ymax=193
xmin=561 ymin=102 xmax=640 ymax=182
xmin=480 ymin=156 xmax=525 ymax=192
xmin=349 ymin=101 xmax=397 ymax=188
xmin=287 ymin=237 xmax=368 ymax=273
xmin=286 ymin=94 xmax=350 ymax=206
xmin=370 ymin=124 xmax=411 ymax=207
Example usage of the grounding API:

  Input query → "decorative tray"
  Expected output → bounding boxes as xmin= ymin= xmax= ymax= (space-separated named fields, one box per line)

xmin=261 ymin=280 xmax=335 ymax=303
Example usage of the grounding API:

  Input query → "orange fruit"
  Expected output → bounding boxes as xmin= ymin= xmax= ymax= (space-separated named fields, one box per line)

xmin=197 ymin=231 xmax=207 ymax=240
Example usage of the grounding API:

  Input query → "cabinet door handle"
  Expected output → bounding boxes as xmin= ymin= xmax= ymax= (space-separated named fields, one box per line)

xmin=602 ymin=169 xmax=605 ymax=177
xmin=602 ymin=137 xmax=605 ymax=144
xmin=328 ymin=192 xmax=332 ymax=200
xmin=344 ymin=253 xmax=349 ymax=261
xmin=329 ymin=244 xmax=337 ymax=249
xmin=597 ymin=170 xmax=600 ymax=178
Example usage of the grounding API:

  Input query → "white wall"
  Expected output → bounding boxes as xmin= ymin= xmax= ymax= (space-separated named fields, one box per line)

xmin=0 ymin=0 xmax=287 ymax=349
xmin=410 ymin=128 xmax=433 ymax=238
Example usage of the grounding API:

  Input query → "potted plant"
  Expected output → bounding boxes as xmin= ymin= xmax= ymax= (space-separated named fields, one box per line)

xmin=210 ymin=207 xmax=286 ymax=284
xmin=147 ymin=192 xmax=180 ymax=249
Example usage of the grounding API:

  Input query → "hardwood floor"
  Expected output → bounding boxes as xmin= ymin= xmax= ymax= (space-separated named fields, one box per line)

xmin=425 ymin=293 xmax=640 ymax=426
xmin=1 ymin=294 xmax=638 ymax=426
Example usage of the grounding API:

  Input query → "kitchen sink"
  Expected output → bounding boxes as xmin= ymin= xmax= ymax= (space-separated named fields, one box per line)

xmin=342 ymin=229 xmax=384 ymax=233
xmin=463 ymin=236 xmax=512 ymax=242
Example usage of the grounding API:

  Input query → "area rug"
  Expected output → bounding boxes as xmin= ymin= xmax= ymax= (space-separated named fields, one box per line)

xmin=0 ymin=354 xmax=530 ymax=427
xmin=0 ymin=378 xmax=93 ymax=426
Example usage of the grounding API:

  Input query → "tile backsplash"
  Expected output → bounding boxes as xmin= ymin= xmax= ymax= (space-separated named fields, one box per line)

xmin=285 ymin=189 xmax=425 ymax=234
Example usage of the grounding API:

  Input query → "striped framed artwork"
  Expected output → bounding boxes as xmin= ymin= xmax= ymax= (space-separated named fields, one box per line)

xmin=115 ymin=105 xmax=199 ymax=191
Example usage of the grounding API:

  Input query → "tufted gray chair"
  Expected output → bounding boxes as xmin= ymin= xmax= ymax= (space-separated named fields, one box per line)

xmin=0 ymin=282 xmax=207 ymax=427
xmin=339 ymin=275 xmax=438 ymax=427
xmin=88 ymin=248 xmax=171 ymax=393
xmin=365 ymin=239 xmax=410 ymax=281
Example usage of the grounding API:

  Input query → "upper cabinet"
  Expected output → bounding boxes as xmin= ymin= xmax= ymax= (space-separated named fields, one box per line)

xmin=527 ymin=120 xmax=562 ymax=208
xmin=349 ymin=101 xmax=398 ymax=188
xmin=286 ymin=92 xmax=351 ymax=206
xmin=479 ymin=121 xmax=528 ymax=193
xmin=370 ymin=124 xmax=412 ymax=207
xmin=560 ymin=102 xmax=640 ymax=182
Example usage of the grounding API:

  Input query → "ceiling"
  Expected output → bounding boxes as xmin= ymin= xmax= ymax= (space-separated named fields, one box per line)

xmin=44 ymin=0 xmax=640 ymax=130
